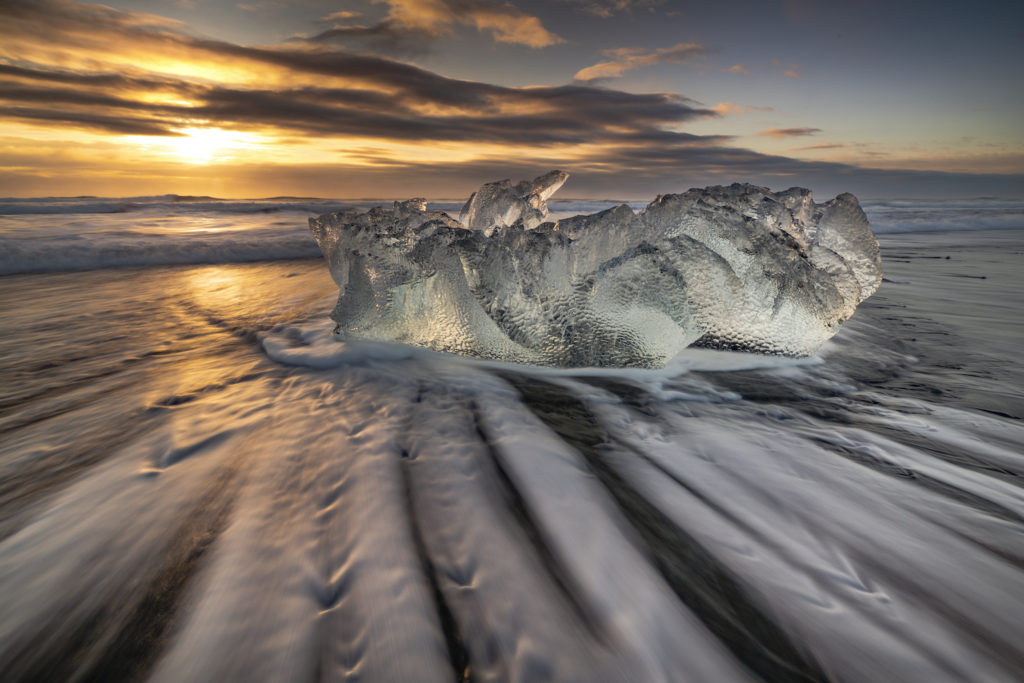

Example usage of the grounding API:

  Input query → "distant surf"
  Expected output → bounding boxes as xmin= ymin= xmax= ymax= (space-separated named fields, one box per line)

xmin=0 ymin=195 xmax=1021 ymax=274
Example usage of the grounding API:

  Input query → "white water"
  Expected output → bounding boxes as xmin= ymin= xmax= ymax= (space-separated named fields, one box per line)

xmin=0 ymin=219 xmax=1022 ymax=681
xmin=2 ymin=195 xmax=1020 ymax=274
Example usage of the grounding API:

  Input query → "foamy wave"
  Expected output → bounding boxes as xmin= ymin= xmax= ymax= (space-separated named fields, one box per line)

xmin=0 ymin=231 xmax=322 ymax=274
xmin=862 ymin=198 xmax=1024 ymax=233
xmin=261 ymin=318 xmax=818 ymax=386
xmin=2 ymin=196 xmax=1021 ymax=276
xmin=0 ymin=196 xmax=466 ymax=216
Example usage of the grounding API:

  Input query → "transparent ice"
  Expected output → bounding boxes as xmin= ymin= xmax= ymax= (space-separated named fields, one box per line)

xmin=309 ymin=172 xmax=881 ymax=367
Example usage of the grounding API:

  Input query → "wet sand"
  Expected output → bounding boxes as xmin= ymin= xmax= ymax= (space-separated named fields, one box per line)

xmin=0 ymin=230 xmax=1022 ymax=682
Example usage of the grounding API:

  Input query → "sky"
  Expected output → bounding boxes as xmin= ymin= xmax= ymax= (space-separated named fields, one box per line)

xmin=0 ymin=0 xmax=1021 ymax=199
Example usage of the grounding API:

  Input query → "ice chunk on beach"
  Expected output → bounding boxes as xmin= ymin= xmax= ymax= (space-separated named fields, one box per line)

xmin=309 ymin=172 xmax=881 ymax=368
xmin=459 ymin=170 xmax=568 ymax=235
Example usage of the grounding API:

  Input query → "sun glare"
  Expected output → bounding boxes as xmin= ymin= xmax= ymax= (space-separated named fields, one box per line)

xmin=155 ymin=127 xmax=265 ymax=164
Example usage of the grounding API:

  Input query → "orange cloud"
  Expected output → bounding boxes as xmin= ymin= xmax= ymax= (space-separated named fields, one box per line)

xmin=723 ymin=64 xmax=749 ymax=75
xmin=0 ymin=0 xmax=716 ymax=157
xmin=372 ymin=0 xmax=563 ymax=47
xmin=711 ymin=102 xmax=773 ymax=116
xmin=319 ymin=10 xmax=363 ymax=22
xmin=466 ymin=9 xmax=562 ymax=48
xmin=574 ymin=43 xmax=707 ymax=81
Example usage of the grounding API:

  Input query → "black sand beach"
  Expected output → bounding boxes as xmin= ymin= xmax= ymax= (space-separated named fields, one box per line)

xmin=1 ymin=229 xmax=1022 ymax=682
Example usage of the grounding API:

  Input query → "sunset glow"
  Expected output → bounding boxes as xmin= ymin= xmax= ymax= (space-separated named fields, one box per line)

xmin=158 ymin=128 xmax=267 ymax=165
xmin=0 ymin=0 xmax=1020 ymax=199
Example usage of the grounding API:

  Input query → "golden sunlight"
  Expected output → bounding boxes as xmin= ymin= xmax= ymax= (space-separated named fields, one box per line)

xmin=126 ymin=127 xmax=268 ymax=164
xmin=168 ymin=127 xmax=266 ymax=164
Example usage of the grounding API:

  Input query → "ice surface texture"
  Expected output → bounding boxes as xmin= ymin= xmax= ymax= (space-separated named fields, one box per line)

xmin=310 ymin=172 xmax=881 ymax=368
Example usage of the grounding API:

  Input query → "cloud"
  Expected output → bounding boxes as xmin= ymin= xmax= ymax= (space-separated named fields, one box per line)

xmin=319 ymin=10 xmax=362 ymax=23
xmin=783 ymin=64 xmax=802 ymax=79
xmin=574 ymin=43 xmax=708 ymax=81
xmin=309 ymin=0 xmax=564 ymax=49
xmin=237 ymin=2 xmax=285 ymax=14
xmin=0 ymin=1 xmax=560 ymax=105
xmin=711 ymin=102 xmax=773 ymax=116
xmin=303 ymin=20 xmax=433 ymax=56
xmin=793 ymin=143 xmax=845 ymax=151
xmin=558 ymin=0 xmax=665 ymax=18
xmin=723 ymin=64 xmax=749 ymax=75
xmin=0 ymin=76 xmax=716 ymax=147
xmin=0 ymin=106 xmax=181 ymax=136
xmin=463 ymin=8 xmax=561 ymax=47
xmin=0 ymin=63 xmax=185 ymax=91
xmin=0 ymin=0 xmax=185 ymax=31
xmin=0 ymin=2 xmax=712 ymax=147
xmin=758 ymin=127 xmax=822 ymax=138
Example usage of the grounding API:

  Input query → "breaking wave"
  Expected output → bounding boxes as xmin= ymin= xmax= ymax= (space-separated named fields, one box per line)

xmin=0 ymin=195 xmax=1020 ymax=275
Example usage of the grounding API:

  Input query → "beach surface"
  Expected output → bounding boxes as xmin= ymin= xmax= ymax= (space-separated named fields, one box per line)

xmin=0 ymin=201 xmax=1022 ymax=681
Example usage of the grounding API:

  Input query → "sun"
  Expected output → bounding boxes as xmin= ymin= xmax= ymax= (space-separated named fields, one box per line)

xmin=164 ymin=127 xmax=264 ymax=164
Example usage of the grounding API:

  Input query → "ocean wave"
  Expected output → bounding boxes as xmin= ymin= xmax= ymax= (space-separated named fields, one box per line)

xmin=0 ymin=196 xmax=382 ymax=216
xmin=0 ymin=196 xmax=620 ymax=218
xmin=3 ymin=194 xmax=1022 ymax=230
xmin=1 ymin=196 xmax=1022 ymax=275
xmin=0 ymin=230 xmax=322 ymax=274
xmin=861 ymin=198 xmax=1024 ymax=233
